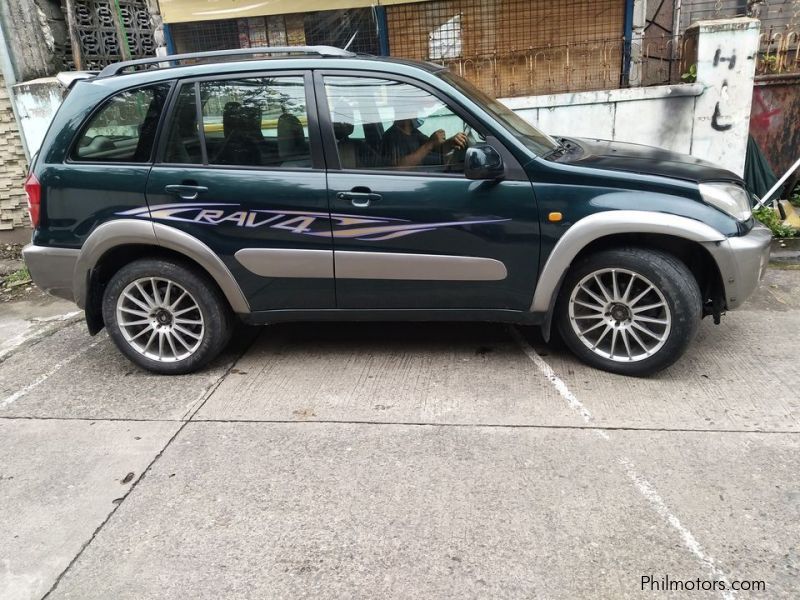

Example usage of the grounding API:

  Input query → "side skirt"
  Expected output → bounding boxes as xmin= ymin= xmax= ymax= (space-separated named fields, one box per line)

xmin=239 ymin=308 xmax=544 ymax=326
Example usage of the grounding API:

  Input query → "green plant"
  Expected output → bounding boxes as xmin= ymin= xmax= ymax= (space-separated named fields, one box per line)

xmin=2 ymin=267 xmax=30 ymax=285
xmin=753 ymin=206 xmax=798 ymax=238
xmin=681 ymin=63 xmax=697 ymax=83
xmin=763 ymin=54 xmax=779 ymax=71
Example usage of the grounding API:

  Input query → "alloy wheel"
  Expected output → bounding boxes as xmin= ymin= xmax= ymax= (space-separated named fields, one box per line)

xmin=115 ymin=277 xmax=205 ymax=362
xmin=567 ymin=268 xmax=672 ymax=362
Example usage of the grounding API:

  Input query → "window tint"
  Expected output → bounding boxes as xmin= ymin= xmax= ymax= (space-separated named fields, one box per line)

xmin=164 ymin=84 xmax=202 ymax=164
xmin=200 ymin=76 xmax=311 ymax=168
xmin=72 ymin=84 xmax=170 ymax=162
xmin=438 ymin=71 xmax=557 ymax=157
xmin=324 ymin=76 xmax=484 ymax=173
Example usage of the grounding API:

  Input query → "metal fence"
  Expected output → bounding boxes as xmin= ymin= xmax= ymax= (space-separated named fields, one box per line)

xmin=385 ymin=0 xmax=684 ymax=96
xmin=416 ymin=34 xmax=686 ymax=97
xmin=678 ymin=0 xmax=800 ymax=77
xmin=758 ymin=26 xmax=800 ymax=75
xmin=679 ymin=0 xmax=800 ymax=32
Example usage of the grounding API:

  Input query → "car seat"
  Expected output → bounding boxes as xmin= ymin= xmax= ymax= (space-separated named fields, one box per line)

xmin=277 ymin=113 xmax=310 ymax=167
xmin=215 ymin=102 xmax=264 ymax=166
xmin=331 ymin=102 xmax=378 ymax=169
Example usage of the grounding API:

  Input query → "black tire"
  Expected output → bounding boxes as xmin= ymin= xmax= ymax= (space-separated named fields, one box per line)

xmin=555 ymin=247 xmax=702 ymax=376
xmin=102 ymin=258 xmax=233 ymax=375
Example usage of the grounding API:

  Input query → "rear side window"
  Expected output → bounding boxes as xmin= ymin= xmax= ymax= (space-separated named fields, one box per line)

xmin=163 ymin=84 xmax=202 ymax=165
xmin=71 ymin=84 xmax=171 ymax=163
xmin=162 ymin=76 xmax=312 ymax=169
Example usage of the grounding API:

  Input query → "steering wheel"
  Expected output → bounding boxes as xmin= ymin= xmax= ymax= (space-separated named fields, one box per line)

xmin=444 ymin=122 xmax=477 ymax=172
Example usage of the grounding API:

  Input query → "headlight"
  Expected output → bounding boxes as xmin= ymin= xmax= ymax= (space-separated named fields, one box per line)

xmin=698 ymin=182 xmax=752 ymax=221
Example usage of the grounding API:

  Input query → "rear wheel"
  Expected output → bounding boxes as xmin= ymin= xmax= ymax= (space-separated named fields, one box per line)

xmin=103 ymin=258 xmax=232 ymax=374
xmin=555 ymin=248 xmax=702 ymax=376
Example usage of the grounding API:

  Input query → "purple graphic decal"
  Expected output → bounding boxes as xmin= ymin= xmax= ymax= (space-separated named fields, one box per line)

xmin=117 ymin=203 xmax=508 ymax=241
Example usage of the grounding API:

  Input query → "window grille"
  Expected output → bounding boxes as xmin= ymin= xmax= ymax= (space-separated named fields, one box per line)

xmin=385 ymin=0 xmax=628 ymax=96
xmin=63 ymin=0 xmax=155 ymax=69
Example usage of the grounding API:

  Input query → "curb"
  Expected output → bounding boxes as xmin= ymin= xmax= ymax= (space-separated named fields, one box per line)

xmin=770 ymin=238 xmax=800 ymax=266
xmin=0 ymin=258 xmax=24 ymax=277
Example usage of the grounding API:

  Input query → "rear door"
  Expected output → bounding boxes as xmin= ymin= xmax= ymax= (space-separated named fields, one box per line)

xmin=145 ymin=71 xmax=334 ymax=311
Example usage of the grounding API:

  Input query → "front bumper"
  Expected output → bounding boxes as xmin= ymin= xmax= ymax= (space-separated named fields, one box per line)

xmin=702 ymin=224 xmax=771 ymax=310
xmin=22 ymin=244 xmax=80 ymax=303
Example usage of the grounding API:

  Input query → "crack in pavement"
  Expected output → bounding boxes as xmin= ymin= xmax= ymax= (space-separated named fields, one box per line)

xmin=0 ymin=312 xmax=83 ymax=364
xmin=1 ymin=414 xmax=799 ymax=434
xmin=1 ymin=338 xmax=103 ymax=409
xmin=40 ymin=333 xmax=257 ymax=600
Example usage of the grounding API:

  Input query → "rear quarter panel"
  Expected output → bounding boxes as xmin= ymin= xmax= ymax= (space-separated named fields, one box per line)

xmin=33 ymin=80 xmax=163 ymax=248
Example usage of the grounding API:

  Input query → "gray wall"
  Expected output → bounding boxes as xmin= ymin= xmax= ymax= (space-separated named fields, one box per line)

xmin=0 ymin=0 xmax=68 ymax=81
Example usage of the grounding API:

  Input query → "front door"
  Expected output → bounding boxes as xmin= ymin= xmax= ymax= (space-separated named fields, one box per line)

xmin=145 ymin=72 xmax=334 ymax=311
xmin=317 ymin=73 xmax=539 ymax=310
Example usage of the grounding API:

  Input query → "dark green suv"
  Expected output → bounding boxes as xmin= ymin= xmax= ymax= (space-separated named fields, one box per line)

xmin=22 ymin=46 xmax=771 ymax=376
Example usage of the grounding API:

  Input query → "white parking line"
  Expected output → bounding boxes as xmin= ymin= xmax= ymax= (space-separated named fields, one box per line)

xmin=510 ymin=327 xmax=606 ymax=436
xmin=0 ymin=311 xmax=83 ymax=361
xmin=509 ymin=326 xmax=735 ymax=600
xmin=0 ymin=338 xmax=103 ymax=409
xmin=618 ymin=456 xmax=735 ymax=598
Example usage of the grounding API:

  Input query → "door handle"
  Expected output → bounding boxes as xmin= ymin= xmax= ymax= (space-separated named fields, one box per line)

xmin=336 ymin=191 xmax=382 ymax=208
xmin=165 ymin=184 xmax=208 ymax=200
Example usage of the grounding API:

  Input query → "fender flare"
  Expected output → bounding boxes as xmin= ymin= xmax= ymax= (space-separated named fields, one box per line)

xmin=530 ymin=209 xmax=726 ymax=314
xmin=73 ymin=219 xmax=250 ymax=313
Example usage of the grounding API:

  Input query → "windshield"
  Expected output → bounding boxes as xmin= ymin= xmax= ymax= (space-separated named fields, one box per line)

xmin=438 ymin=71 xmax=558 ymax=157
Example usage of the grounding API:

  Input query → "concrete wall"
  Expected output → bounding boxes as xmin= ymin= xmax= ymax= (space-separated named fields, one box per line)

xmin=0 ymin=73 xmax=28 ymax=231
xmin=13 ymin=78 xmax=63 ymax=156
xmin=687 ymin=18 xmax=759 ymax=176
xmin=0 ymin=0 xmax=67 ymax=82
xmin=501 ymin=84 xmax=704 ymax=157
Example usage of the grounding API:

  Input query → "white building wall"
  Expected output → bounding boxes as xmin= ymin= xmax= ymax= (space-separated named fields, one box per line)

xmin=12 ymin=78 xmax=63 ymax=156
xmin=688 ymin=18 xmax=760 ymax=176
xmin=501 ymin=85 xmax=702 ymax=158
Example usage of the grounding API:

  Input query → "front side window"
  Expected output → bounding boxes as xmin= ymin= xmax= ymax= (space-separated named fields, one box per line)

xmin=72 ymin=84 xmax=170 ymax=162
xmin=323 ymin=75 xmax=485 ymax=174
xmin=199 ymin=76 xmax=311 ymax=168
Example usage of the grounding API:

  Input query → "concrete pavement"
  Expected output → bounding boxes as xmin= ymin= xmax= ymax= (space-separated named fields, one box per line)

xmin=0 ymin=268 xmax=798 ymax=599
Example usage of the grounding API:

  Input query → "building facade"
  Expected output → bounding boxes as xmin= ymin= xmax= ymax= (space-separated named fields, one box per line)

xmin=0 ymin=73 xmax=28 ymax=231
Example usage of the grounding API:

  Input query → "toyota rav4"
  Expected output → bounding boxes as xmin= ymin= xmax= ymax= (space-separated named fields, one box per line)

xmin=22 ymin=46 xmax=771 ymax=376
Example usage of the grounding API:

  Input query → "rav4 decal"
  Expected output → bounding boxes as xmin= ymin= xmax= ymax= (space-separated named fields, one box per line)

xmin=117 ymin=203 xmax=509 ymax=241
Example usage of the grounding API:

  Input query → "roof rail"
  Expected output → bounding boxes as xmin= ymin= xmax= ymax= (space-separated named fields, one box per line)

xmin=97 ymin=45 xmax=356 ymax=78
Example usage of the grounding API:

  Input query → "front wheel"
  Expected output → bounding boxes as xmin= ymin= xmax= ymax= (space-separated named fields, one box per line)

xmin=555 ymin=248 xmax=702 ymax=376
xmin=103 ymin=258 xmax=232 ymax=375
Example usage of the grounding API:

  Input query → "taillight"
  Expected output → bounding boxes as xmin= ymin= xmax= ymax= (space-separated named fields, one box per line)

xmin=24 ymin=172 xmax=41 ymax=228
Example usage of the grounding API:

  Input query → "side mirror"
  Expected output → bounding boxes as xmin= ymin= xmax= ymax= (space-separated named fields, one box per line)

xmin=464 ymin=144 xmax=504 ymax=180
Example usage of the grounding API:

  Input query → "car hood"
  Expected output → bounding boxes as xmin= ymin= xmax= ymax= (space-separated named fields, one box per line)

xmin=554 ymin=137 xmax=743 ymax=184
